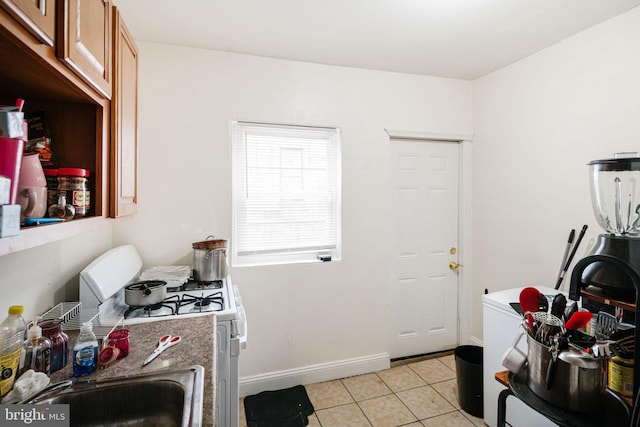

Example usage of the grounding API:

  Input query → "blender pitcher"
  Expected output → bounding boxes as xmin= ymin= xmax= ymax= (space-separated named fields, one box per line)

xmin=580 ymin=153 xmax=640 ymax=299
xmin=590 ymin=153 xmax=640 ymax=236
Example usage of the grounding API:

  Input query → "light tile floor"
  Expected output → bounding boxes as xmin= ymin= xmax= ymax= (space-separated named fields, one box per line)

xmin=240 ymin=352 xmax=487 ymax=427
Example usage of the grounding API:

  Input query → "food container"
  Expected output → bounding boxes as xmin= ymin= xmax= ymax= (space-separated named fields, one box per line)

xmin=527 ymin=335 xmax=606 ymax=412
xmin=608 ymin=356 xmax=634 ymax=398
xmin=40 ymin=319 xmax=69 ymax=373
xmin=43 ymin=168 xmax=59 ymax=209
xmin=192 ymin=236 xmax=228 ymax=282
xmin=58 ymin=168 xmax=90 ymax=218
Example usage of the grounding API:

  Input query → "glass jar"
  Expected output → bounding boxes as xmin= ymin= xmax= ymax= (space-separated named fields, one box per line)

xmin=58 ymin=167 xmax=90 ymax=218
xmin=43 ymin=168 xmax=59 ymax=211
xmin=107 ymin=329 xmax=130 ymax=359
xmin=39 ymin=319 xmax=69 ymax=373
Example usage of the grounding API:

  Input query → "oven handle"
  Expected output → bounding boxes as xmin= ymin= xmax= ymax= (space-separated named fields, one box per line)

xmin=231 ymin=306 xmax=247 ymax=353
xmin=231 ymin=284 xmax=247 ymax=352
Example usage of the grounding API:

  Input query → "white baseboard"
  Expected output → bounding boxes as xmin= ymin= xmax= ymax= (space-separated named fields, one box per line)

xmin=239 ymin=352 xmax=390 ymax=397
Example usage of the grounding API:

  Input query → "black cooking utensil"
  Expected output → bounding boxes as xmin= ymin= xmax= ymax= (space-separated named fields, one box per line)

xmin=555 ymin=229 xmax=575 ymax=287
xmin=554 ymin=224 xmax=588 ymax=290
xmin=564 ymin=301 xmax=578 ymax=323
xmin=545 ymin=338 xmax=560 ymax=390
xmin=537 ymin=294 xmax=549 ymax=312
xmin=550 ymin=293 xmax=567 ymax=320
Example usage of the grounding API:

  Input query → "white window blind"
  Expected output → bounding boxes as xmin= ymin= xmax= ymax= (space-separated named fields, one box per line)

xmin=231 ymin=121 xmax=341 ymax=266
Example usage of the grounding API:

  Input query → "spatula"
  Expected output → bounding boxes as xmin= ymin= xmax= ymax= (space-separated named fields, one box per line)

xmin=519 ymin=287 xmax=542 ymax=332
xmin=564 ymin=311 xmax=592 ymax=331
xmin=519 ymin=287 xmax=542 ymax=313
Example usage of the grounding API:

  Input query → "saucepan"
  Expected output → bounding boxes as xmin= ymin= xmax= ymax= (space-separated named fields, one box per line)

xmin=124 ymin=280 xmax=167 ymax=306
xmin=192 ymin=236 xmax=228 ymax=281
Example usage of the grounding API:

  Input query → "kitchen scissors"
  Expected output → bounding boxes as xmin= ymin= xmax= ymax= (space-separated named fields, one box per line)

xmin=143 ymin=334 xmax=181 ymax=366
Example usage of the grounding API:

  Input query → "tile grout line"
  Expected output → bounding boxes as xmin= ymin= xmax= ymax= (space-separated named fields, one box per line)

xmin=242 ymin=352 xmax=467 ymax=427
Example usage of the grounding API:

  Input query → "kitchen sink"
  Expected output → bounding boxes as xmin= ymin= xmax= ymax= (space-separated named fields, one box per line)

xmin=27 ymin=365 xmax=204 ymax=427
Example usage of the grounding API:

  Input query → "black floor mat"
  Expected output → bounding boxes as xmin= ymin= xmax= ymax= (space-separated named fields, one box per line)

xmin=244 ymin=385 xmax=315 ymax=427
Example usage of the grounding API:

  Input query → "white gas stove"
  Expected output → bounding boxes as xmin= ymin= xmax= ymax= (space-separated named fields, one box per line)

xmin=78 ymin=244 xmax=247 ymax=427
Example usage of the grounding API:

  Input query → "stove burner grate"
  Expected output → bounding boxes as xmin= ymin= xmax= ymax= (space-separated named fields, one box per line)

xmin=124 ymin=295 xmax=180 ymax=318
xmin=167 ymin=280 xmax=223 ymax=293
xmin=180 ymin=292 xmax=224 ymax=312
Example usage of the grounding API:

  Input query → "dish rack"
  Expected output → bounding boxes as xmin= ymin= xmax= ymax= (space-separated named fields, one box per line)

xmin=39 ymin=302 xmax=123 ymax=344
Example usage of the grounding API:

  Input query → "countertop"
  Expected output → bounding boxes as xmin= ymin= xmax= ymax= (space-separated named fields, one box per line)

xmin=50 ymin=314 xmax=217 ymax=426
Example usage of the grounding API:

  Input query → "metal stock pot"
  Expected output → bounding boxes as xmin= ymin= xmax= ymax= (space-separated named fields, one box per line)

xmin=527 ymin=335 xmax=606 ymax=413
xmin=192 ymin=236 xmax=228 ymax=281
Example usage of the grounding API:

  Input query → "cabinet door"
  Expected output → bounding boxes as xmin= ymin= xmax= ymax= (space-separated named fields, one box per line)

xmin=110 ymin=6 xmax=137 ymax=217
xmin=57 ymin=0 xmax=112 ymax=99
xmin=0 ymin=0 xmax=55 ymax=46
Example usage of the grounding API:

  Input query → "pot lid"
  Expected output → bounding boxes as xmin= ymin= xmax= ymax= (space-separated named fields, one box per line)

xmin=192 ymin=236 xmax=228 ymax=250
xmin=558 ymin=349 xmax=601 ymax=369
xmin=125 ymin=280 xmax=167 ymax=291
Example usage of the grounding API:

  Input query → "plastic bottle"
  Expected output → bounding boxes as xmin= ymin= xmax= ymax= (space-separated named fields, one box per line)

xmin=73 ymin=321 xmax=98 ymax=377
xmin=21 ymin=319 xmax=51 ymax=375
xmin=0 ymin=306 xmax=27 ymax=398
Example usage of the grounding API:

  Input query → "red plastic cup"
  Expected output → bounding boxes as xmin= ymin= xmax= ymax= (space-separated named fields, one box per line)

xmin=107 ymin=329 xmax=130 ymax=359
xmin=0 ymin=137 xmax=25 ymax=204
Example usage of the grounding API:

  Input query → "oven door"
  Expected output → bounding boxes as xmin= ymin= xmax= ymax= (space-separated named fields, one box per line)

xmin=218 ymin=296 xmax=247 ymax=427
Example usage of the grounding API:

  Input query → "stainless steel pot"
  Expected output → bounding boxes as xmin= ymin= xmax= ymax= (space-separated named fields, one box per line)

xmin=124 ymin=280 xmax=167 ymax=306
xmin=527 ymin=335 xmax=606 ymax=412
xmin=192 ymin=237 xmax=228 ymax=282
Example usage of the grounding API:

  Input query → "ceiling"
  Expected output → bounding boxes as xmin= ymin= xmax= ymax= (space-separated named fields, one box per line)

xmin=112 ymin=0 xmax=640 ymax=80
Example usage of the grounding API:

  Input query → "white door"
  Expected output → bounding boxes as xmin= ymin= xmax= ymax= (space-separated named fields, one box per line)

xmin=390 ymin=139 xmax=460 ymax=358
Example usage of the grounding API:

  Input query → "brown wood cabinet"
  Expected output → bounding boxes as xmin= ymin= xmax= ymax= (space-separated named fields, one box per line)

xmin=110 ymin=6 xmax=137 ymax=217
xmin=57 ymin=0 xmax=112 ymax=99
xmin=0 ymin=1 xmax=137 ymax=256
xmin=0 ymin=0 xmax=55 ymax=46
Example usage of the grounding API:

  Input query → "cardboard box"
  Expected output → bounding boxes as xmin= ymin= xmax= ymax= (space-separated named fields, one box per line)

xmin=0 ymin=204 xmax=20 ymax=237
xmin=0 ymin=107 xmax=24 ymax=138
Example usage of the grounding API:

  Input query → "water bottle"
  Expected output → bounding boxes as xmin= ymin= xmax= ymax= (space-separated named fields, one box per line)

xmin=0 ymin=306 xmax=27 ymax=398
xmin=73 ymin=321 xmax=98 ymax=377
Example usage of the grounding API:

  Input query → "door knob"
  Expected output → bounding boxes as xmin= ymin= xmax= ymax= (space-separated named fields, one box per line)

xmin=449 ymin=261 xmax=463 ymax=271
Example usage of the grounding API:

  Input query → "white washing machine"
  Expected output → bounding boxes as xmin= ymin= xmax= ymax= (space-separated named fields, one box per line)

xmin=483 ymin=286 xmax=563 ymax=427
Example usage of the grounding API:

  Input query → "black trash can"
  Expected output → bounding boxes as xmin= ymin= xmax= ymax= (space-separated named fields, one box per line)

xmin=455 ymin=345 xmax=483 ymax=418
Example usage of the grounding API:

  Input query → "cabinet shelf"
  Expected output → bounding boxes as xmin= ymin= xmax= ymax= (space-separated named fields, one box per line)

xmin=580 ymin=286 xmax=635 ymax=312
xmin=0 ymin=217 xmax=111 ymax=256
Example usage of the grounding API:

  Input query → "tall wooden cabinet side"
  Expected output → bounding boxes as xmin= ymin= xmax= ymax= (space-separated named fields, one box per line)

xmin=110 ymin=6 xmax=138 ymax=217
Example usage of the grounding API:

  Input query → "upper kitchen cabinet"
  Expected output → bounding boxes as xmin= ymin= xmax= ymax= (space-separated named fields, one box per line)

xmin=110 ymin=6 xmax=137 ymax=217
xmin=0 ymin=0 xmax=55 ymax=46
xmin=57 ymin=0 xmax=112 ymax=99
xmin=0 ymin=3 xmax=138 ymax=256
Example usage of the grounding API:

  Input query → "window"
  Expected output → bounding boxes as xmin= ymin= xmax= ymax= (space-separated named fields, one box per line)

xmin=231 ymin=121 xmax=341 ymax=266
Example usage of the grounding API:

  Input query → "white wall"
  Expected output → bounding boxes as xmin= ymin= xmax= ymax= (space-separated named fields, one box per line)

xmin=112 ymin=44 xmax=472 ymax=393
xmin=0 ymin=228 xmax=112 ymax=322
xmin=471 ymin=6 xmax=640 ymax=340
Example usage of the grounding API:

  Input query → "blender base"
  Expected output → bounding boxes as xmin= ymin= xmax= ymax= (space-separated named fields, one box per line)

xmin=579 ymin=234 xmax=640 ymax=301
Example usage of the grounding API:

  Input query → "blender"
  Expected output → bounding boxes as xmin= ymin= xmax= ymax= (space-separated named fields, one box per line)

xmin=570 ymin=153 xmax=640 ymax=302
xmin=569 ymin=152 xmax=640 ymax=402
